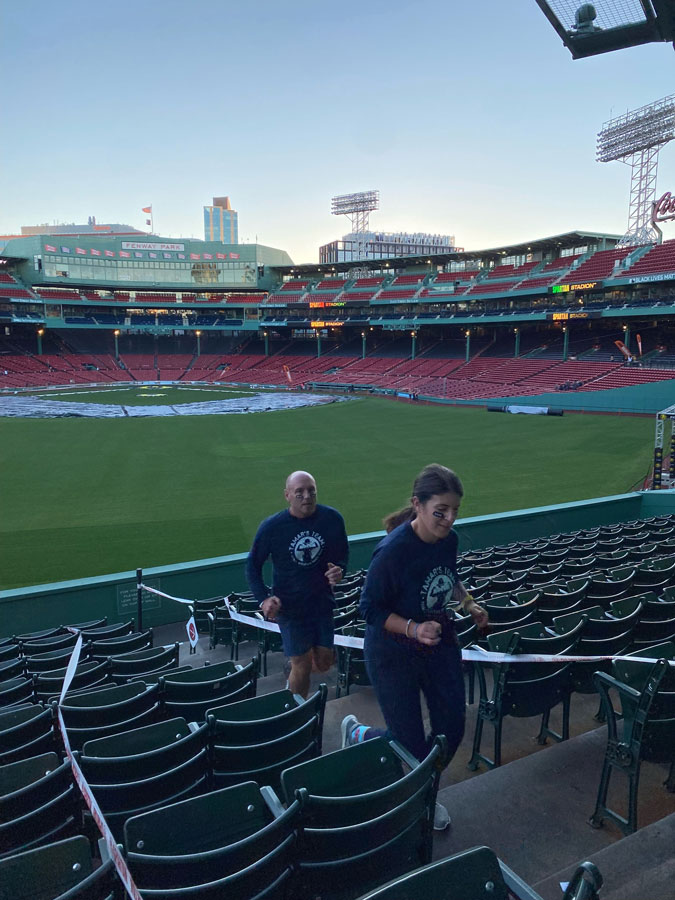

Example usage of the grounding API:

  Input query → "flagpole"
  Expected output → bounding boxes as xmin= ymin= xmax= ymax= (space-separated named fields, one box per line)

xmin=151 ymin=207 xmax=154 ymax=235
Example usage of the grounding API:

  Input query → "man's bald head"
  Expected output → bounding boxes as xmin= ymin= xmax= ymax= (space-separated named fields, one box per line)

xmin=285 ymin=471 xmax=318 ymax=518
xmin=286 ymin=470 xmax=315 ymax=491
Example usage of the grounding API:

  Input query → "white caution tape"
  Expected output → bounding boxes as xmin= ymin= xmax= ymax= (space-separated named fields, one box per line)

xmin=57 ymin=632 xmax=143 ymax=900
xmin=225 ymin=600 xmax=365 ymax=649
xmin=139 ymin=583 xmax=195 ymax=605
xmin=225 ymin=604 xmax=663 ymax=664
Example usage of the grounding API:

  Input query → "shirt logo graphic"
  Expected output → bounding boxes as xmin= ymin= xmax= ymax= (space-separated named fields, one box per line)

xmin=421 ymin=567 xmax=457 ymax=611
xmin=290 ymin=531 xmax=325 ymax=567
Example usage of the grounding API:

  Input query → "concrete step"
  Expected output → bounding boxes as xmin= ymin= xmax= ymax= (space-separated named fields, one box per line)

xmin=533 ymin=812 xmax=675 ymax=900
xmin=432 ymin=726 xmax=674 ymax=888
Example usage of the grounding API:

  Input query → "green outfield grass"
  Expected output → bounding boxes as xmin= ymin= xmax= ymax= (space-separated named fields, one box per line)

xmin=24 ymin=385 xmax=262 ymax=405
xmin=0 ymin=397 xmax=653 ymax=589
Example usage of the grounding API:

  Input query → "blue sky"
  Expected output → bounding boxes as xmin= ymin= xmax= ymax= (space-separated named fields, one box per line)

xmin=1 ymin=0 xmax=673 ymax=263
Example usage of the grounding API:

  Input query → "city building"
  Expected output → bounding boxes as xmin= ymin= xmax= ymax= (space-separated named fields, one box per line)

xmin=203 ymin=197 xmax=238 ymax=244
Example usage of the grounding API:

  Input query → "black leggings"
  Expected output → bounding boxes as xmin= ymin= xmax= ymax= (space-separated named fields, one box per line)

xmin=363 ymin=636 xmax=466 ymax=763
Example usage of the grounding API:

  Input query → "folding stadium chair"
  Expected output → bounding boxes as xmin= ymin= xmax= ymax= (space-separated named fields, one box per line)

xmin=106 ymin=643 xmax=180 ymax=683
xmin=18 ymin=632 xmax=79 ymax=655
xmin=124 ymin=781 xmax=302 ymax=900
xmin=0 ymin=644 xmax=21 ymax=665
xmin=353 ymin=846 xmax=603 ymax=900
xmin=468 ymin=627 xmax=578 ymax=771
xmin=335 ymin=623 xmax=370 ymax=698
xmin=160 ymin=656 xmax=258 ymax=722
xmin=88 ymin=628 xmax=153 ymax=658
xmin=0 ymin=657 xmax=26 ymax=683
xmin=0 ymin=835 xmax=119 ymax=900
xmin=80 ymin=716 xmax=209 ymax=783
xmin=55 ymin=681 xmax=161 ymax=751
xmin=0 ymin=704 xmax=55 ymax=766
xmin=280 ymin=736 xmax=447 ymax=900
xmin=0 ymin=677 xmax=34 ymax=709
xmin=79 ymin=620 xmax=135 ymax=642
xmin=191 ymin=596 xmax=225 ymax=635
xmin=208 ymin=685 xmax=327 ymax=792
xmin=0 ymin=751 xmax=80 ymax=858
xmin=208 ymin=603 xmax=235 ymax=655
xmin=590 ymin=643 xmax=675 ymax=834
xmin=24 ymin=645 xmax=90 ymax=675
xmin=78 ymin=736 xmax=211 ymax=842
xmin=33 ymin=658 xmax=111 ymax=703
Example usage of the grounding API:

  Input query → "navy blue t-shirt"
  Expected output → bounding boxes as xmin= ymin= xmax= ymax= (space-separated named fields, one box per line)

xmin=246 ymin=504 xmax=349 ymax=620
xmin=359 ymin=521 xmax=460 ymax=646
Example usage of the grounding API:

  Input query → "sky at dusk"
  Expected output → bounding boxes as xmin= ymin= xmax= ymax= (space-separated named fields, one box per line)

xmin=1 ymin=0 xmax=674 ymax=263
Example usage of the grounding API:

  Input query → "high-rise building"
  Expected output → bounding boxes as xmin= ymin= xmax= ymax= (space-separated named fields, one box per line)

xmin=203 ymin=196 xmax=238 ymax=243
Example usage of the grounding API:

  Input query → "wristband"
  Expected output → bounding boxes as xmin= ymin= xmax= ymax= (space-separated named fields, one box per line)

xmin=405 ymin=618 xmax=413 ymax=638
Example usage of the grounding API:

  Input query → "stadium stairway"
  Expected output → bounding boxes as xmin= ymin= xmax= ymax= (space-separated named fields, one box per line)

xmin=149 ymin=618 xmax=675 ymax=899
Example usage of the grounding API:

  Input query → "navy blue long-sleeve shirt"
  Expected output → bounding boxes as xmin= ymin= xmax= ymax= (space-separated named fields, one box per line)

xmin=246 ymin=504 xmax=349 ymax=620
xmin=359 ymin=521 xmax=459 ymax=645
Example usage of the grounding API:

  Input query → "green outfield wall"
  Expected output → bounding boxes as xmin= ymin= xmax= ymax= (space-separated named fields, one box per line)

xmin=2 ymin=491 xmax=673 ymax=635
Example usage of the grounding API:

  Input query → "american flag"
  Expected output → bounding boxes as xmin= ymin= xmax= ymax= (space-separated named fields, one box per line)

xmin=149 ymin=252 xmax=157 ymax=259
xmin=203 ymin=253 xmax=213 ymax=260
xmin=134 ymin=252 xmax=143 ymax=258
xmin=60 ymin=246 xmax=71 ymax=253
xmin=163 ymin=252 xmax=172 ymax=259
xmin=190 ymin=253 xmax=200 ymax=260
xmin=75 ymin=247 xmax=86 ymax=255
xmin=104 ymin=250 xmax=115 ymax=257
xmin=120 ymin=250 xmax=130 ymax=258
xmin=90 ymin=248 xmax=101 ymax=256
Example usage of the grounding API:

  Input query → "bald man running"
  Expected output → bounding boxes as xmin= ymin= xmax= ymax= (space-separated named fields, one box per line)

xmin=246 ymin=471 xmax=349 ymax=698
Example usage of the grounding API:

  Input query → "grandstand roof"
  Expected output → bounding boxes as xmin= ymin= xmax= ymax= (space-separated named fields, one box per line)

xmin=282 ymin=230 xmax=622 ymax=275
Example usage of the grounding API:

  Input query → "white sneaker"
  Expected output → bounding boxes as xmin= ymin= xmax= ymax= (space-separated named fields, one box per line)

xmin=433 ymin=801 xmax=451 ymax=831
xmin=340 ymin=714 xmax=360 ymax=749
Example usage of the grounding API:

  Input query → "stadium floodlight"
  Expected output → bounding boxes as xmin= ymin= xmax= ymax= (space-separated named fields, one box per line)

xmin=597 ymin=95 xmax=675 ymax=245
xmin=533 ymin=0 xmax=675 ymax=58
xmin=331 ymin=191 xmax=380 ymax=260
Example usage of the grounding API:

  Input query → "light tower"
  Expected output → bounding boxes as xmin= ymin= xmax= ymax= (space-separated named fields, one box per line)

xmin=597 ymin=94 xmax=675 ymax=246
xmin=331 ymin=190 xmax=380 ymax=261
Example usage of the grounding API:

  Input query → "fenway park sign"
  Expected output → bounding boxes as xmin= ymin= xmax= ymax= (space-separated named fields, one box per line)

xmin=652 ymin=192 xmax=675 ymax=224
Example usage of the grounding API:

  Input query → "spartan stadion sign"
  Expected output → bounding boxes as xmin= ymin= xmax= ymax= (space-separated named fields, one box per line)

xmin=652 ymin=192 xmax=675 ymax=225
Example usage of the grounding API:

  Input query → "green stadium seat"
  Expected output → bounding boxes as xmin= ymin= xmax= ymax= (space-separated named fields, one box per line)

xmin=79 ymin=620 xmax=134 ymax=641
xmin=207 ymin=604 xmax=235 ymax=656
xmin=0 ymin=705 xmax=55 ymax=766
xmin=0 ymin=752 xmax=80 ymax=858
xmin=0 ymin=835 xmax=118 ymax=900
xmin=336 ymin=623 xmax=369 ymax=698
xmin=160 ymin=656 xmax=258 ymax=722
xmin=18 ymin=632 xmax=79 ymax=655
xmin=590 ymin=643 xmax=675 ymax=834
xmin=88 ymin=629 xmax=153 ymax=658
xmin=24 ymin=645 xmax=89 ymax=675
xmin=468 ymin=628 xmax=576 ymax=770
xmin=56 ymin=682 xmax=161 ymax=752
xmin=208 ymin=686 xmax=327 ymax=791
xmin=353 ymin=846 xmax=603 ymax=900
xmin=280 ymin=736 xmax=446 ymax=900
xmin=33 ymin=659 xmax=111 ymax=703
xmin=0 ymin=657 xmax=26 ymax=683
xmin=0 ymin=644 xmax=21 ymax=666
xmin=0 ymin=677 xmax=34 ymax=709
xmin=80 ymin=717 xmax=208 ymax=788
xmin=124 ymin=781 xmax=302 ymax=899
xmin=107 ymin=643 xmax=180 ymax=682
